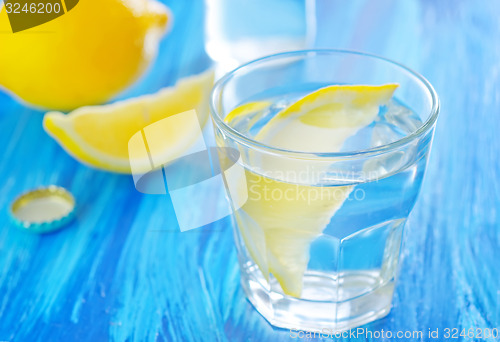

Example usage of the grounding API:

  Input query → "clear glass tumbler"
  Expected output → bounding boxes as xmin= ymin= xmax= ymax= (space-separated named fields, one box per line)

xmin=210 ymin=50 xmax=439 ymax=331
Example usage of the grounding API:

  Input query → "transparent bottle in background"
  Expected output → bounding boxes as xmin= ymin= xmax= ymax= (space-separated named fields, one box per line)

xmin=204 ymin=0 xmax=316 ymax=77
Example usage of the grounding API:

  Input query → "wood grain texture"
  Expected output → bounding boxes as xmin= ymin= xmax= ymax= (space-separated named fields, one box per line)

xmin=0 ymin=0 xmax=499 ymax=341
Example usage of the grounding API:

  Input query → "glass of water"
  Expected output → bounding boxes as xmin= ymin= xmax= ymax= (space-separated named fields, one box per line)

xmin=210 ymin=50 xmax=439 ymax=331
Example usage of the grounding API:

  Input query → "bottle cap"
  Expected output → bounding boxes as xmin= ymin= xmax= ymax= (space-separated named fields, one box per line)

xmin=10 ymin=186 xmax=76 ymax=233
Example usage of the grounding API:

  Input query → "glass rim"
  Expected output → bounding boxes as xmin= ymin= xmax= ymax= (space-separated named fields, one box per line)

xmin=210 ymin=49 xmax=440 ymax=159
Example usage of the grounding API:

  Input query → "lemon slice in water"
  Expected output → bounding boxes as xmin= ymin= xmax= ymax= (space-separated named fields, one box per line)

xmin=226 ymin=84 xmax=398 ymax=297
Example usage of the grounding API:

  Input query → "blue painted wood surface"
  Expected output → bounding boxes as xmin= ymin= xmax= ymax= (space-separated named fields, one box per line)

xmin=1 ymin=0 xmax=499 ymax=341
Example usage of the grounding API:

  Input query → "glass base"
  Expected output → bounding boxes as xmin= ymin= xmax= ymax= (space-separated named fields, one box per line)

xmin=241 ymin=262 xmax=394 ymax=332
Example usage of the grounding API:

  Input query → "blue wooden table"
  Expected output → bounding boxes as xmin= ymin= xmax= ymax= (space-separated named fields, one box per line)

xmin=1 ymin=1 xmax=499 ymax=341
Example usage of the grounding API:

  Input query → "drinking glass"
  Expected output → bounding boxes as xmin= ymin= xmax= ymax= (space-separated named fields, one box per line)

xmin=210 ymin=50 xmax=439 ymax=331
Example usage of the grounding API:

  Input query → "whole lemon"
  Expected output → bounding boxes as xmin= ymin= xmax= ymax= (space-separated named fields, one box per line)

xmin=0 ymin=0 xmax=171 ymax=111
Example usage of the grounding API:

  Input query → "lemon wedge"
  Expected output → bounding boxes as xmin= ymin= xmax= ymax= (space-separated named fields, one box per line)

xmin=43 ymin=70 xmax=214 ymax=173
xmin=226 ymin=84 xmax=398 ymax=297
